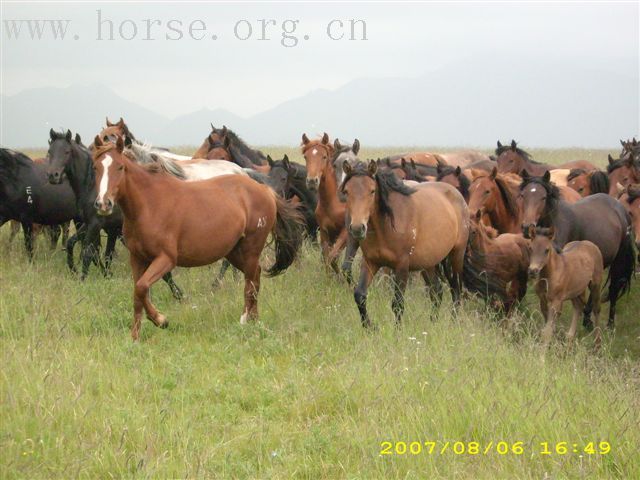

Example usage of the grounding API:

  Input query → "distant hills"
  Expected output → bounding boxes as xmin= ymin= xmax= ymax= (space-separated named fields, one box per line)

xmin=1 ymin=58 xmax=638 ymax=148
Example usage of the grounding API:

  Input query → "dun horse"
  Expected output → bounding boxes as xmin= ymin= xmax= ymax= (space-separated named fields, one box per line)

xmin=341 ymin=160 xmax=469 ymax=327
xmin=92 ymin=136 xmax=303 ymax=340
xmin=527 ymin=227 xmax=603 ymax=349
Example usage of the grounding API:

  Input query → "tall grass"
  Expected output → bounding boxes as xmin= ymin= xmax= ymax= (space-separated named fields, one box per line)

xmin=1 ymin=146 xmax=638 ymax=478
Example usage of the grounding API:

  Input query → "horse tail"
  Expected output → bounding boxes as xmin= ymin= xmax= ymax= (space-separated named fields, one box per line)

xmin=266 ymin=195 xmax=305 ymax=277
xmin=605 ymin=227 xmax=635 ymax=302
xmin=462 ymin=245 xmax=509 ymax=304
xmin=589 ymin=171 xmax=610 ymax=195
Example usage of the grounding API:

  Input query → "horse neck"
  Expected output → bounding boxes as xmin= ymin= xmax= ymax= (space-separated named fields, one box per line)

xmin=318 ymin=161 xmax=342 ymax=211
xmin=489 ymin=187 xmax=519 ymax=233
xmin=525 ymin=160 xmax=549 ymax=176
xmin=115 ymin=161 xmax=156 ymax=220
xmin=67 ymin=149 xmax=93 ymax=199
xmin=540 ymin=248 xmax=563 ymax=285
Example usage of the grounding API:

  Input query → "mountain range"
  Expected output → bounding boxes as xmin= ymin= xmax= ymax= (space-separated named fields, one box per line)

xmin=1 ymin=59 xmax=638 ymax=148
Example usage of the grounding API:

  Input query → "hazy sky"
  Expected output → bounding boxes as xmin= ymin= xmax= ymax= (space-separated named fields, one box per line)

xmin=2 ymin=1 xmax=638 ymax=119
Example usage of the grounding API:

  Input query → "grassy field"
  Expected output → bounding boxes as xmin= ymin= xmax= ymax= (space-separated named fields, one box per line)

xmin=1 ymin=146 xmax=639 ymax=479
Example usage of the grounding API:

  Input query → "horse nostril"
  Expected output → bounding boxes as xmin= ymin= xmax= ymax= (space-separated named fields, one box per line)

xmin=94 ymin=199 xmax=101 ymax=210
xmin=106 ymin=199 xmax=113 ymax=209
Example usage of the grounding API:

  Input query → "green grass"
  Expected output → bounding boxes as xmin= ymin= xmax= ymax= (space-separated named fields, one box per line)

xmin=1 ymin=146 xmax=639 ymax=479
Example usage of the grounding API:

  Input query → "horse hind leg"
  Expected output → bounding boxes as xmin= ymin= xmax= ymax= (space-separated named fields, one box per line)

xmin=162 ymin=271 xmax=184 ymax=301
xmin=421 ymin=268 xmax=443 ymax=318
xmin=226 ymin=243 xmax=262 ymax=324
xmin=46 ymin=225 xmax=61 ymax=250
xmin=589 ymin=276 xmax=603 ymax=351
xmin=391 ymin=266 xmax=409 ymax=325
xmin=568 ymin=295 xmax=585 ymax=347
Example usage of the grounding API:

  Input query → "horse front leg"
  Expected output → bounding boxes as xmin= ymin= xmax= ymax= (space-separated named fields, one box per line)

xmin=102 ymin=232 xmax=118 ymax=277
xmin=392 ymin=266 xmax=410 ymax=325
xmin=354 ymin=260 xmax=379 ymax=328
xmin=21 ymin=221 xmax=34 ymax=260
xmin=80 ymin=222 xmax=100 ymax=281
xmin=340 ymin=234 xmax=359 ymax=284
xmin=131 ymin=254 xmax=175 ymax=341
xmin=541 ymin=300 xmax=561 ymax=348
xmin=327 ymin=228 xmax=348 ymax=274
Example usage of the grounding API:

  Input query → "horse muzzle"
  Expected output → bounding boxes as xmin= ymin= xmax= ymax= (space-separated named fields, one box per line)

xmin=47 ymin=170 xmax=64 ymax=184
xmin=94 ymin=198 xmax=114 ymax=216
xmin=349 ymin=223 xmax=367 ymax=240
xmin=306 ymin=177 xmax=320 ymax=191
xmin=527 ymin=267 xmax=541 ymax=278
xmin=522 ymin=223 xmax=536 ymax=238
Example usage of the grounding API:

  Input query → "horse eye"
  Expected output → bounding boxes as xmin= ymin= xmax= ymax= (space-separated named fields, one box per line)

xmin=545 ymin=248 xmax=550 ymax=254
xmin=578 ymin=187 xmax=584 ymax=192
xmin=484 ymin=190 xmax=490 ymax=194
xmin=118 ymin=165 xmax=124 ymax=171
xmin=370 ymin=190 xmax=375 ymax=195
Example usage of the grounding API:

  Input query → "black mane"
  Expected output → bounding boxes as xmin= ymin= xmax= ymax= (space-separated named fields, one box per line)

xmin=607 ymin=156 xmax=639 ymax=173
xmin=341 ymin=161 xmax=416 ymax=228
xmin=495 ymin=141 xmax=543 ymax=165
xmin=215 ymin=127 xmax=266 ymax=165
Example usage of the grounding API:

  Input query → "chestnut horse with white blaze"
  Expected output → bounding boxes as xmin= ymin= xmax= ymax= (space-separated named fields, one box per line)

xmin=341 ymin=160 xmax=469 ymax=327
xmin=92 ymin=136 xmax=303 ymax=341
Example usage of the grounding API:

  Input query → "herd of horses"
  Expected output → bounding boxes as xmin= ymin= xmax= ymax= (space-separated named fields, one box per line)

xmin=1 ymin=118 xmax=638 ymax=346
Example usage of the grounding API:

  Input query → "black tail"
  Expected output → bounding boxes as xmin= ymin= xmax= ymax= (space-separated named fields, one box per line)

xmin=266 ymin=195 xmax=305 ymax=277
xmin=589 ymin=171 xmax=610 ymax=195
xmin=606 ymin=228 xmax=635 ymax=302
xmin=462 ymin=248 xmax=509 ymax=303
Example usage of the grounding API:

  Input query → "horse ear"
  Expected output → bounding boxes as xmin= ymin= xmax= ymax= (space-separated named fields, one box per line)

xmin=116 ymin=136 xmax=125 ymax=153
xmin=302 ymin=133 xmax=310 ymax=145
xmin=620 ymin=139 xmax=626 ymax=147
xmin=455 ymin=166 xmax=461 ymax=176
xmin=106 ymin=117 xmax=113 ymax=126
xmin=521 ymin=169 xmax=529 ymax=179
xmin=267 ymin=155 xmax=274 ymax=167
xmin=411 ymin=159 xmax=416 ymax=169
xmin=334 ymin=138 xmax=342 ymax=150
xmin=210 ymin=123 xmax=215 ymax=132
xmin=221 ymin=125 xmax=228 ymax=136
xmin=342 ymin=160 xmax=352 ymax=176
xmin=625 ymin=156 xmax=635 ymax=167
xmin=124 ymin=136 xmax=132 ymax=148
xmin=543 ymin=170 xmax=551 ymax=183
xmin=368 ymin=159 xmax=378 ymax=176
xmin=608 ymin=154 xmax=615 ymax=165
xmin=490 ymin=167 xmax=497 ymax=179
xmin=401 ymin=157 xmax=407 ymax=168
xmin=65 ymin=130 xmax=72 ymax=142
xmin=94 ymin=135 xmax=103 ymax=147
xmin=282 ymin=154 xmax=291 ymax=170
xmin=353 ymin=138 xmax=360 ymax=155
xmin=510 ymin=139 xmax=517 ymax=151
xmin=322 ymin=132 xmax=329 ymax=145
xmin=49 ymin=128 xmax=56 ymax=140
xmin=117 ymin=117 xmax=125 ymax=127
xmin=497 ymin=140 xmax=503 ymax=149
xmin=385 ymin=158 xmax=391 ymax=167
xmin=74 ymin=133 xmax=82 ymax=145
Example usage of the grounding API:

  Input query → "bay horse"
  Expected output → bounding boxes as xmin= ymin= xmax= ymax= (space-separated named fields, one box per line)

xmin=436 ymin=150 xmax=493 ymax=169
xmin=620 ymin=138 xmax=639 ymax=162
xmin=463 ymin=210 xmax=530 ymax=314
xmin=0 ymin=146 xmax=80 ymax=259
xmin=527 ymin=226 xmax=603 ymax=349
xmin=99 ymin=117 xmax=191 ymax=162
xmin=341 ymin=160 xmax=469 ymax=327
xmin=193 ymin=125 xmax=269 ymax=172
xmin=383 ymin=152 xmax=441 ymax=167
xmin=46 ymin=130 xmax=184 ymax=298
xmin=468 ymin=168 xmax=581 ymax=234
xmin=301 ymin=133 xmax=357 ymax=280
xmin=436 ymin=165 xmax=471 ymax=202
xmin=495 ymin=140 xmax=596 ymax=175
xmin=399 ymin=158 xmax=438 ymax=182
xmin=618 ymin=184 xmax=640 ymax=266
xmin=566 ymin=168 xmax=610 ymax=197
xmin=520 ymin=170 xmax=634 ymax=328
xmin=606 ymin=154 xmax=640 ymax=196
xmin=92 ymin=136 xmax=303 ymax=340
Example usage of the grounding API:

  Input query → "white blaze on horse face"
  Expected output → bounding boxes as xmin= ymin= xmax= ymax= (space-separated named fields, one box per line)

xmin=312 ymin=148 xmax=318 ymax=155
xmin=97 ymin=155 xmax=113 ymax=203
xmin=530 ymin=187 xmax=537 ymax=192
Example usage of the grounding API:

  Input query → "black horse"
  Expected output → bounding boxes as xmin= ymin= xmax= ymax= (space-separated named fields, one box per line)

xmin=0 ymin=145 xmax=79 ymax=258
xmin=520 ymin=170 xmax=635 ymax=328
xmin=267 ymin=154 xmax=318 ymax=241
xmin=46 ymin=129 xmax=184 ymax=299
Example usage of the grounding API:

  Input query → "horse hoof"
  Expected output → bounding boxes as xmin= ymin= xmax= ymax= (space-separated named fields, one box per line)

xmin=158 ymin=315 xmax=169 ymax=329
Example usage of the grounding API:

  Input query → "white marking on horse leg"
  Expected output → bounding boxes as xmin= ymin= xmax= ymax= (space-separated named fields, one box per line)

xmin=240 ymin=311 xmax=248 ymax=324
xmin=97 ymin=155 xmax=113 ymax=203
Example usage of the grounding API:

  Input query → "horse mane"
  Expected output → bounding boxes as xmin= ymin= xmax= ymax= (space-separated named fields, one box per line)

xmin=216 ymin=127 xmax=266 ymax=164
xmin=493 ymin=175 xmax=520 ymax=218
xmin=462 ymin=227 xmax=509 ymax=302
xmin=436 ymin=165 xmax=470 ymax=200
xmin=589 ymin=171 xmax=610 ymax=194
xmin=127 ymin=143 xmax=187 ymax=180
xmin=567 ymin=168 xmax=586 ymax=181
xmin=607 ymin=156 xmax=639 ymax=173
xmin=495 ymin=142 xmax=543 ymax=164
xmin=341 ymin=161 xmax=416 ymax=228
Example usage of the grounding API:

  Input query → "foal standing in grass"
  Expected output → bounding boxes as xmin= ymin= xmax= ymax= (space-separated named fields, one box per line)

xmin=527 ymin=227 xmax=603 ymax=349
xmin=92 ymin=136 xmax=303 ymax=340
